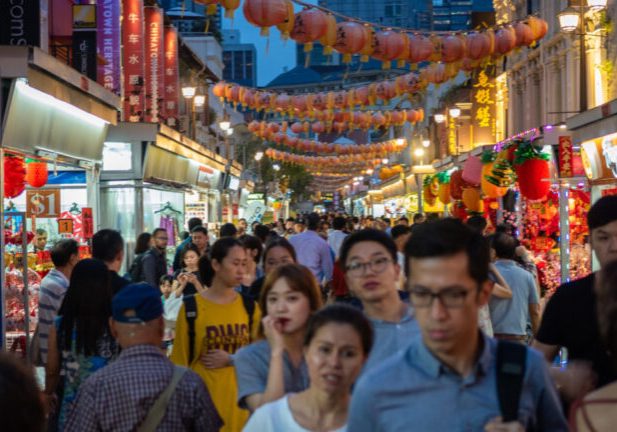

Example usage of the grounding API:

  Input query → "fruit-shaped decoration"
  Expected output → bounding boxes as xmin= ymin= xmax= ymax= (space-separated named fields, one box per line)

xmin=4 ymin=155 xmax=26 ymax=198
xmin=513 ymin=140 xmax=552 ymax=201
xmin=485 ymin=157 xmax=516 ymax=188
xmin=481 ymin=151 xmax=508 ymax=198
xmin=436 ymin=171 xmax=451 ymax=205
xmin=423 ymin=175 xmax=437 ymax=206
xmin=462 ymin=188 xmax=483 ymax=213
xmin=449 ymin=169 xmax=466 ymax=200
xmin=450 ymin=200 xmax=468 ymax=220
xmin=25 ymin=159 xmax=48 ymax=188
xmin=462 ymin=155 xmax=482 ymax=186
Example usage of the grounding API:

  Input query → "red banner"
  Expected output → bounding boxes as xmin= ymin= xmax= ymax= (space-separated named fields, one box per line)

xmin=121 ymin=0 xmax=145 ymax=122
xmin=163 ymin=26 xmax=180 ymax=128
xmin=82 ymin=207 xmax=94 ymax=239
xmin=558 ymin=136 xmax=573 ymax=178
xmin=144 ymin=7 xmax=164 ymax=123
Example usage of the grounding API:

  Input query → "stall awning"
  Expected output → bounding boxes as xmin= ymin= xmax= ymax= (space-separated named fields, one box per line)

xmin=567 ymin=99 xmax=617 ymax=143
xmin=143 ymin=145 xmax=198 ymax=187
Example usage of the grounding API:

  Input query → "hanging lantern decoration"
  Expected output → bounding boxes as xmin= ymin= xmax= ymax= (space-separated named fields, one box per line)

xmin=423 ymin=175 xmax=437 ymax=206
xmin=436 ymin=171 xmax=451 ymax=205
xmin=359 ymin=26 xmax=376 ymax=63
xmin=467 ymin=31 xmax=490 ymax=60
xmin=220 ymin=0 xmax=240 ymax=18
xmin=290 ymin=8 xmax=329 ymax=54
xmin=462 ymin=187 xmax=483 ymax=213
xmin=372 ymin=30 xmax=406 ymax=69
xmin=334 ymin=21 xmax=367 ymax=63
xmin=514 ymin=21 xmax=535 ymax=47
xmin=513 ymin=140 xmax=552 ymax=201
xmin=243 ymin=0 xmax=290 ymax=36
xmin=319 ymin=13 xmax=337 ymax=55
xmin=3 ymin=155 xmax=27 ymax=198
xmin=449 ymin=169 xmax=467 ymax=200
xmin=25 ymin=159 xmax=48 ymax=188
xmin=462 ymin=155 xmax=483 ymax=186
xmin=275 ymin=0 xmax=295 ymax=40
xmin=495 ymin=26 xmax=517 ymax=55
xmin=527 ymin=16 xmax=548 ymax=41
xmin=196 ymin=0 xmax=220 ymax=16
xmin=408 ymin=34 xmax=433 ymax=65
xmin=481 ymin=151 xmax=508 ymax=198
xmin=441 ymin=34 xmax=466 ymax=63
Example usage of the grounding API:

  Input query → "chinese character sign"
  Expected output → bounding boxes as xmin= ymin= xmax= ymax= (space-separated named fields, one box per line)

xmin=472 ymin=67 xmax=496 ymax=146
xmin=145 ymin=7 xmax=164 ymax=123
xmin=163 ymin=26 xmax=180 ymax=128
xmin=559 ymin=136 xmax=573 ymax=178
xmin=122 ymin=0 xmax=145 ymax=122
xmin=97 ymin=0 xmax=121 ymax=95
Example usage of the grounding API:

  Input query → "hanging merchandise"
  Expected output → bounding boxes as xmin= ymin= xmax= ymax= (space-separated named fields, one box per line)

xmin=436 ymin=172 xmax=451 ymax=205
xmin=449 ymin=169 xmax=469 ymax=200
xmin=423 ymin=175 xmax=438 ymax=206
xmin=485 ymin=156 xmax=517 ymax=189
xmin=25 ymin=159 xmax=49 ymax=188
xmin=462 ymin=187 xmax=483 ymax=213
xmin=462 ymin=155 xmax=483 ymax=186
xmin=513 ymin=140 xmax=552 ymax=201
xmin=450 ymin=200 xmax=468 ymax=220
xmin=4 ymin=155 xmax=27 ymax=198
xmin=481 ymin=151 xmax=509 ymax=198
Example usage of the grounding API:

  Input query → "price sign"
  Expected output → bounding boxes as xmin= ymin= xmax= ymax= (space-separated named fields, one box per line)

xmin=26 ymin=190 xmax=61 ymax=218
xmin=58 ymin=219 xmax=74 ymax=234
xmin=82 ymin=207 xmax=94 ymax=239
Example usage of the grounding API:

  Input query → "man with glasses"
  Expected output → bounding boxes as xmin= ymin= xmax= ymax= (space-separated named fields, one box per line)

xmin=339 ymin=229 xmax=420 ymax=372
xmin=348 ymin=219 xmax=567 ymax=431
xmin=142 ymin=228 xmax=169 ymax=289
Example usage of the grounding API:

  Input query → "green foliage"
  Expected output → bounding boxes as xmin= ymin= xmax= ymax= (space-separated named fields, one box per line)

xmin=513 ymin=140 xmax=550 ymax=165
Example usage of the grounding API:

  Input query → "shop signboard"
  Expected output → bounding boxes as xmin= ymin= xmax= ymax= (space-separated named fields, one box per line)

xmin=186 ymin=203 xmax=207 ymax=220
xmin=122 ymin=0 xmax=145 ymax=122
xmin=163 ymin=26 xmax=180 ymax=127
xmin=471 ymin=66 xmax=497 ymax=148
xmin=97 ymin=0 xmax=122 ymax=95
xmin=82 ymin=207 xmax=94 ymax=239
xmin=144 ymin=7 xmax=164 ymax=123
xmin=26 ymin=189 xmax=61 ymax=218
xmin=58 ymin=218 xmax=74 ymax=234
xmin=558 ymin=136 xmax=573 ymax=178
xmin=72 ymin=5 xmax=97 ymax=81
xmin=0 ymin=0 xmax=41 ymax=46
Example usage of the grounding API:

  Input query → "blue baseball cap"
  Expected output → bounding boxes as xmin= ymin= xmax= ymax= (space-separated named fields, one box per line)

xmin=112 ymin=283 xmax=163 ymax=324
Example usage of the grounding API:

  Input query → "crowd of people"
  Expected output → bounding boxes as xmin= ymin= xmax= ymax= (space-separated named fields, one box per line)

xmin=2 ymin=194 xmax=617 ymax=431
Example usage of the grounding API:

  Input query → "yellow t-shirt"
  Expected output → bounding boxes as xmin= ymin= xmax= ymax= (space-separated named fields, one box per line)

xmin=171 ymin=293 xmax=261 ymax=432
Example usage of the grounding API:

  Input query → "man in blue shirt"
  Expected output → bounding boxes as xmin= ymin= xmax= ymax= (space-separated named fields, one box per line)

xmin=348 ymin=219 xmax=567 ymax=431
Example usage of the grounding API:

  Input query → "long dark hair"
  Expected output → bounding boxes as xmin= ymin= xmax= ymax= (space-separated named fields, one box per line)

xmin=263 ymin=236 xmax=297 ymax=264
xmin=597 ymin=260 xmax=617 ymax=370
xmin=58 ymin=259 xmax=112 ymax=356
xmin=134 ymin=232 xmax=152 ymax=255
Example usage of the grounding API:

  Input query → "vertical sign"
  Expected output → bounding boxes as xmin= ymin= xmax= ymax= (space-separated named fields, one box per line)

xmin=72 ymin=4 xmax=98 ymax=81
xmin=144 ymin=7 xmax=164 ymax=123
xmin=0 ymin=0 xmax=41 ymax=46
xmin=472 ymin=66 xmax=497 ymax=147
xmin=81 ymin=207 xmax=94 ymax=239
xmin=448 ymin=119 xmax=457 ymax=155
xmin=163 ymin=26 xmax=180 ymax=128
xmin=558 ymin=136 xmax=573 ymax=178
xmin=97 ymin=0 xmax=122 ymax=95
xmin=122 ymin=0 xmax=145 ymax=122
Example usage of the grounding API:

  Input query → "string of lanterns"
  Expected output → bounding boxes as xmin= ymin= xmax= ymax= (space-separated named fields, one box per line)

xmin=265 ymin=148 xmax=381 ymax=169
xmin=3 ymin=154 xmax=49 ymax=198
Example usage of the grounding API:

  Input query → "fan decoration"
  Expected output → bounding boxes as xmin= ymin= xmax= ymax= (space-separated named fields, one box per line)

xmin=513 ymin=139 xmax=552 ymax=201
xmin=25 ymin=159 xmax=48 ymax=188
xmin=436 ymin=171 xmax=451 ymax=205
xmin=480 ymin=151 xmax=509 ymax=198
xmin=3 ymin=155 xmax=27 ymax=198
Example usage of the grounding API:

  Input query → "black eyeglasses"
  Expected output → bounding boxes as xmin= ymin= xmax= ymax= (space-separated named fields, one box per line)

xmin=346 ymin=256 xmax=392 ymax=277
xmin=409 ymin=288 xmax=470 ymax=308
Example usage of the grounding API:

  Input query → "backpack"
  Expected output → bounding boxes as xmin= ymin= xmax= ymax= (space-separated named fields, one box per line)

xmin=496 ymin=340 xmax=528 ymax=423
xmin=128 ymin=252 xmax=146 ymax=283
xmin=183 ymin=293 xmax=256 ymax=364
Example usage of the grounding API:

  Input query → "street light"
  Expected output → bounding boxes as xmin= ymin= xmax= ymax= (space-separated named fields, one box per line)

xmin=194 ymin=95 xmax=206 ymax=107
xmin=449 ymin=108 xmax=461 ymax=119
xmin=182 ymin=86 xmax=197 ymax=138
xmin=587 ymin=0 xmax=608 ymax=10
xmin=219 ymin=111 xmax=231 ymax=131
xmin=181 ymin=86 xmax=196 ymax=99
xmin=382 ymin=158 xmax=389 ymax=164
xmin=414 ymin=148 xmax=425 ymax=158
xmin=434 ymin=114 xmax=446 ymax=124
xmin=254 ymin=151 xmax=264 ymax=161
xmin=273 ymin=163 xmax=281 ymax=171
xmin=226 ymin=128 xmax=233 ymax=136
xmin=558 ymin=6 xmax=580 ymax=32
xmin=422 ymin=139 xmax=431 ymax=148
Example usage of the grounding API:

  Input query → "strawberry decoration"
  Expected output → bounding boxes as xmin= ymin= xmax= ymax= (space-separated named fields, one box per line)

xmin=3 ymin=155 xmax=26 ymax=198
xmin=450 ymin=169 xmax=470 ymax=200
xmin=513 ymin=139 xmax=552 ymax=201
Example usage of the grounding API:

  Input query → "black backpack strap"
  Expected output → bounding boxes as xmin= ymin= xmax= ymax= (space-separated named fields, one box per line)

xmin=496 ymin=340 xmax=528 ymax=422
xmin=183 ymin=295 xmax=198 ymax=363
xmin=240 ymin=293 xmax=256 ymax=339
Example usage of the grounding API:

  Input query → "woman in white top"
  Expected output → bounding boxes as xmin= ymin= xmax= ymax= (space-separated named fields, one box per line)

xmin=243 ymin=304 xmax=373 ymax=432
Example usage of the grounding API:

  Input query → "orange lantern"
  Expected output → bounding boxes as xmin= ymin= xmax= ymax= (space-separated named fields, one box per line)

xmin=290 ymin=8 xmax=328 ymax=52
xmin=312 ymin=121 xmax=325 ymax=134
xmin=441 ymin=34 xmax=466 ymax=63
xmin=373 ymin=30 xmax=406 ymax=69
xmin=243 ymin=0 xmax=290 ymax=36
xmin=275 ymin=0 xmax=295 ymax=40
xmin=275 ymin=93 xmax=291 ymax=111
xmin=481 ymin=162 xmax=508 ymax=198
xmin=319 ymin=13 xmax=337 ymax=55
xmin=291 ymin=122 xmax=304 ymax=134
xmin=408 ymin=34 xmax=433 ymax=64
xmin=212 ymin=81 xmax=226 ymax=99
xmin=292 ymin=95 xmax=307 ymax=112
xmin=333 ymin=21 xmax=367 ymax=63
xmin=514 ymin=21 xmax=534 ymax=47
xmin=527 ymin=16 xmax=548 ymax=41
xmin=220 ymin=0 xmax=240 ymax=18
xmin=466 ymin=31 xmax=490 ymax=60
xmin=495 ymin=26 xmax=516 ymax=55
xmin=462 ymin=188 xmax=483 ymax=212
xmin=196 ymin=0 xmax=219 ymax=15
xmin=359 ymin=26 xmax=376 ymax=63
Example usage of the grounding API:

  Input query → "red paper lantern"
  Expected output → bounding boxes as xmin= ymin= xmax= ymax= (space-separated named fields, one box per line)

xmin=373 ymin=30 xmax=406 ymax=69
xmin=333 ymin=21 xmax=367 ymax=63
xmin=495 ymin=26 xmax=516 ymax=55
xmin=26 ymin=160 xmax=48 ymax=188
xmin=290 ymin=8 xmax=328 ymax=51
xmin=467 ymin=31 xmax=490 ymax=60
xmin=441 ymin=34 xmax=466 ymax=63
xmin=514 ymin=22 xmax=535 ymax=47
xmin=407 ymin=34 xmax=433 ymax=64
xmin=275 ymin=0 xmax=295 ymax=40
xmin=516 ymin=158 xmax=551 ymax=201
xmin=220 ymin=0 xmax=240 ymax=18
xmin=243 ymin=0 xmax=289 ymax=36
xmin=3 ymin=155 xmax=26 ymax=198
xmin=319 ymin=13 xmax=337 ymax=55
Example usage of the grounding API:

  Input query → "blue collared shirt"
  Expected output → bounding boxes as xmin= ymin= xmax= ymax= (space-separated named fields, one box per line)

xmin=348 ymin=333 xmax=568 ymax=432
xmin=289 ymin=230 xmax=333 ymax=283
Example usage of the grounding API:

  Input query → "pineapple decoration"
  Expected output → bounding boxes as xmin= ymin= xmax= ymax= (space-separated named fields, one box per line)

xmin=436 ymin=171 xmax=451 ymax=205
xmin=481 ymin=150 xmax=509 ymax=198
xmin=485 ymin=153 xmax=517 ymax=189
xmin=513 ymin=139 xmax=551 ymax=201
xmin=423 ymin=175 xmax=438 ymax=206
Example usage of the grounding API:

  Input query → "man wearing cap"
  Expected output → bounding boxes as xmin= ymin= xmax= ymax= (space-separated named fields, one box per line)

xmin=533 ymin=195 xmax=617 ymax=404
xmin=65 ymin=283 xmax=223 ymax=431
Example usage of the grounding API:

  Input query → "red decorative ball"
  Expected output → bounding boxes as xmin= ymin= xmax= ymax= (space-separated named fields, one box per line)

xmin=25 ymin=161 xmax=48 ymax=188
xmin=3 ymin=155 xmax=26 ymax=198
xmin=516 ymin=158 xmax=551 ymax=201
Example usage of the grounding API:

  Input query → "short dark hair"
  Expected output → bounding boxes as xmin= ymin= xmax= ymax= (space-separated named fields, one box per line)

xmin=159 ymin=274 xmax=174 ymax=285
xmin=597 ymin=260 xmax=617 ymax=370
xmin=398 ymin=216 xmax=409 ymax=223
xmin=187 ymin=217 xmax=203 ymax=231
xmin=339 ymin=229 xmax=398 ymax=267
xmin=304 ymin=304 xmax=373 ymax=356
xmin=220 ymin=223 xmax=238 ymax=238
xmin=191 ymin=226 xmax=208 ymax=236
xmin=181 ymin=244 xmax=201 ymax=265
xmin=490 ymin=232 xmax=517 ymax=260
xmin=36 ymin=228 xmax=47 ymax=236
xmin=254 ymin=224 xmax=270 ymax=243
xmin=210 ymin=237 xmax=244 ymax=264
xmin=333 ymin=216 xmax=346 ymax=230
xmin=404 ymin=218 xmax=490 ymax=286
xmin=134 ymin=232 xmax=152 ymax=254
xmin=413 ymin=213 xmax=425 ymax=223
xmin=466 ymin=215 xmax=488 ymax=233
xmin=240 ymin=234 xmax=263 ymax=263
xmin=92 ymin=229 xmax=124 ymax=263
xmin=588 ymin=195 xmax=617 ymax=230
xmin=307 ymin=212 xmax=321 ymax=230
xmin=263 ymin=236 xmax=297 ymax=263
xmin=391 ymin=225 xmax=411 ymax=241
xmin=50 ymin=239 xmax=79 ymax=267
xmin=152 ymin=227 xmax=167 ymax=237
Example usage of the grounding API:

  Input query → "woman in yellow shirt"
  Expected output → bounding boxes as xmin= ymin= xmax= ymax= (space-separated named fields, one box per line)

xmin=171 ymin=237 xmax=261 ymax=431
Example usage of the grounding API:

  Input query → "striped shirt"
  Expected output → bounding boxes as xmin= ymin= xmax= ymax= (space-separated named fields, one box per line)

xmin=65 ymin=345 xmax=223 ymax=431
xmin=38 ymin=268 xmax=69 ymax=365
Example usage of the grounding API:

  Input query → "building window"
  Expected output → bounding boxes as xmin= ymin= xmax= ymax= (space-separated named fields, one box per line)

xmin=385 ymin=3 xmax=402 ymax=17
